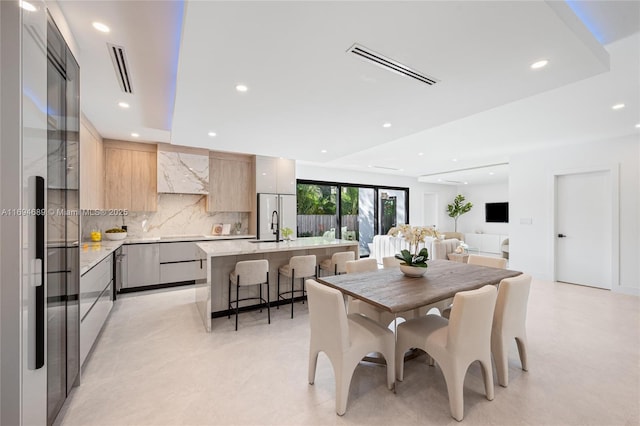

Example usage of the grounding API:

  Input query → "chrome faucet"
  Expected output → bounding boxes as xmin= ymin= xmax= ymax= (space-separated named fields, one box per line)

xmin=271 ymin=210 xmax=280 ymax=242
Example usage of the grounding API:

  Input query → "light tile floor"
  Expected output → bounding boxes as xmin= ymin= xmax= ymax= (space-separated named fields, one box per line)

xmin=56 ymin=279 xmax=639 ymax=425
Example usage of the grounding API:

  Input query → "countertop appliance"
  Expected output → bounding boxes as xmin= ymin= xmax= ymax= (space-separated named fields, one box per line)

xmin=257 ymin=193 xmax=297 ymax=241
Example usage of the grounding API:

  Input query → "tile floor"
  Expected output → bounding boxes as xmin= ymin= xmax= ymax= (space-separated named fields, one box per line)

xmin=55 ymin=279 xmax=639 ymax=425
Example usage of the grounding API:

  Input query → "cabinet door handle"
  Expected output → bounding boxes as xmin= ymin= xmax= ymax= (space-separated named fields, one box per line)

xmin=200 ymin=259 xmax=203 ymax=269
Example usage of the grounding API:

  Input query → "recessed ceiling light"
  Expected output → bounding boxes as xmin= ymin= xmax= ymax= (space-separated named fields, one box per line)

xmin=261 ymin=172 xmax=267 ymax=176
xmin=19 ymin=1 xmax=36 ymax=12
xmin=131 ymin=132 xmax=139 ymax=138
xmin=437 ymin=179 xmax=442 ymax=182
xmin=489 ymin=172 xmax=495 ymax=175
xmin=463 ymin=182 xmax=468 ymax=185
xmin=321 ymin=149 xmax=327 ymax=153
xmin=92 ymin=22 xmax=110 ymax=33
xmin=367 ymin=165 xmax=373 ymax=168
xmin=382 ymin=122 xmax=392 ymax=128
xmin=611 ymin=103 xmax=625 ymax=110
xmin=418 ymin=152 xmax=424 ymax=156
xmin=636 ymin=123 xmax=640 ymax=128
xmin=235 ymin=84 xmax=248 ymax=92
xmin=451 ymin=158 xmax=458 ymax=162
xmin=207 ymin=131 xmax=216 ymax=137
xmin=530 ymin=59 xmax=548 ymax=69
xmin=118 ymin=102 xmax=130 ymax=109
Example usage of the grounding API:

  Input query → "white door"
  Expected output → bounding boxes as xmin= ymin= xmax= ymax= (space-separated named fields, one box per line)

xmin=556 ymin=171 xmax=611 ymax=289
xmin=423 ymin=193 xmax=438 ymax=228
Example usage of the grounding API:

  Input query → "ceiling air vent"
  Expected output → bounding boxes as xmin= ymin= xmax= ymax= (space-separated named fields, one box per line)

xmin=347 ymin=43 xmax=439 ymax=86
xmin=107 ymin=43 xmax=133 ymax=93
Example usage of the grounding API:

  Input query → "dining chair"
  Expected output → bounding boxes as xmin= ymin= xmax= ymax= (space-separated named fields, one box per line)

xmin=319 ymin=251 xmax=355 ymax=276
xmin=382 ymin=256 xmax=402 ymax=268
xmin=345 ymin=258 xmax=378 ymax=273
xmin=228 ymin=259 xmax=270 ymax=331
xmin=467 ymin=254 xmax=507 ymax=269
xmin=306 ymin=279 xmax=395 ymax=416
xmin=396 ymin=285 xmax=497 ymax=421
xmin=492 ymin=274 xmax=532 ymax=387
xmin=278 ymin=255 xmax=316 ymax=319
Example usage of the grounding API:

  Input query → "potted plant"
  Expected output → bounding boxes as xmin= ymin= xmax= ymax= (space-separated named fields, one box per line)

xmin=446 ymin=194 xmax=473 ymax=232
xmin=388 ymin=225 xmax=440 ymax=277
xmin=281 ymin=227 xmax=293 ymax=241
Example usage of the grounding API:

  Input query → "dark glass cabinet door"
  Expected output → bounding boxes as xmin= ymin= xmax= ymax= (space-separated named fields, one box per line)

xmin=46 ymin=14 xmax=80 ymax=426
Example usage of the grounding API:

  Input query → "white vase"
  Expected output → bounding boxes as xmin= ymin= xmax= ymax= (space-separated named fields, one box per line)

xmin=399 ymin=264 xmax=427 ymax=277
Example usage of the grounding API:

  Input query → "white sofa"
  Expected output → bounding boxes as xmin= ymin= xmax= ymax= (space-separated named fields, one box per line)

xmin=370 ymin=235 xmax=436 ymax=264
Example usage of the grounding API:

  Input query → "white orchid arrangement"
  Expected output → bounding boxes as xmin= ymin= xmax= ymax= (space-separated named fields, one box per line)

xmin=388 ymin=225 xmax=440 ymax=268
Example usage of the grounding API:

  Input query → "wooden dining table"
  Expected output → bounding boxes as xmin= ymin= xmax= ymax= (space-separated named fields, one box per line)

xmin=316 ymin=259 xmax=522 ymax=316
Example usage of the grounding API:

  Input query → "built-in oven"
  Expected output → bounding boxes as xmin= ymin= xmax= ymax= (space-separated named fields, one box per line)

xmin=113 ymin=247 xmax=125 ymax=299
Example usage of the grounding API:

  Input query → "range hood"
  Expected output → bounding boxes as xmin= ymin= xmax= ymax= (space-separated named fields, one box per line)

xmin=157 ymin=146 xmax=209 ymax=194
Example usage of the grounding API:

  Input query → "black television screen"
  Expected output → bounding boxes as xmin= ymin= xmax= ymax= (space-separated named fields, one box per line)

xmin=485 ymin=202 xmax=509 ymax=223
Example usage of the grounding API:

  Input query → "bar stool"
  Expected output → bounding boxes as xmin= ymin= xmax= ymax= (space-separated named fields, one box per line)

xmin=278 ymin=255 xmax=316 ymax=318
xmin=319 ymin=251 xmax=355 ymax=276
xmin=228 ymin=259 xmax=270 ymax=331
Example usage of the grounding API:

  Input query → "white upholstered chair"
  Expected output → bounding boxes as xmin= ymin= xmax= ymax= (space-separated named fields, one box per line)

xmin=467 ymin=254 xmax=508 ymax=269
xmin=492 ymin=274 xmax=532 ymax=387
xmin=396 ymin=285 xmax=497 ymax=421
xmin=278 ymin=255 xmax=316 ymax=318
xmin=431 ymin=238 xmax=461 ymax=260
xmin=228 ymin=260 xmax=270 ymax=331
xmin=345 ymin=258 xmax=378 ymax=274
xmin=382 ymin=256 xmax=402 ymax=268
xmin=306 ymin=279 xmax=395 ymax=416
xmin=319 ymin=251 xmax=355 ymax=276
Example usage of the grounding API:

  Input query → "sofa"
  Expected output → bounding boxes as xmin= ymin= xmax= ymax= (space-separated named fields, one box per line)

xmin=370 ymin=235 xmax=460 ymax=264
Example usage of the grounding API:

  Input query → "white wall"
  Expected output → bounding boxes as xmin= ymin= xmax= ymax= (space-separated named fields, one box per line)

xmin=509 ymin=135 xmax=639 ymax=294
xmin=296 ymin=164 xmax=457 ymax=230
xmin=454 ymin=182 xmax=509 ymax=235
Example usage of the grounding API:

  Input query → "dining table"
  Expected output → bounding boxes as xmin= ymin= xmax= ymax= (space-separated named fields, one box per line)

xmin=316 ymin=259 xmax=522 ymax=316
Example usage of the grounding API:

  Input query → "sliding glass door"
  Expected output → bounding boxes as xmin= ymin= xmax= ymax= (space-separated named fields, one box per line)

xmin=297 ymin=180 xmax=408 ymax=257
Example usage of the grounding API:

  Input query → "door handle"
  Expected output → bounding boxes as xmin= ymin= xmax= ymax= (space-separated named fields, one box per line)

xmin=35 ymin=176 xmax=45 ymax=369
xmin=557 ymin=234 xmax=567 ymax=238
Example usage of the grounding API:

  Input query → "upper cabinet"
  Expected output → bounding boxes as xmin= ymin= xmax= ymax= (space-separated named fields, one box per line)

xmin=255 ymin=156 xmax=296 ymax=194
xmin=157 ymin=145 xmax=209 ymax=194
xmin=208 ymin=152 xmax=254 ymax=212
xmin=79 ymin=116 xmax=104 ymax=210
xmin=104 ymin=140 xmax=157 ymax=211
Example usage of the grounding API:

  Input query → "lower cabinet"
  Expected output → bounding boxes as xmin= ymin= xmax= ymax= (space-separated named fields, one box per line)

xmin=80 ymin=254 xmax=113 ymax=367
xmin=463 ymin=233 xmax=509 ymax=254
xmin=122 ymin=243 xmax=160 ymax=288
xmin=121 ymin=242 xmax=206 ymax=290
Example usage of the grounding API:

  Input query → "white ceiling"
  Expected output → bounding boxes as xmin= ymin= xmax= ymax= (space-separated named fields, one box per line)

xmin=57 ymin=0 xmax=640 ymax=186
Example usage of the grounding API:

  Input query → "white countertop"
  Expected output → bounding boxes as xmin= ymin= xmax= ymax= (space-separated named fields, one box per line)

xmin=196 ymin=237 xmax=358 ymax=257
xmin=80 ymin=241 xmax=124 ymax=276
xmin=80 ymin=234 xmax=255 ymax=275
xmin=124 ymin=234 xmax=255 ymax=244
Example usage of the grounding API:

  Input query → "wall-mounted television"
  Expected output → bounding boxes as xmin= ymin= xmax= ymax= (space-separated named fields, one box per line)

xmin=485 ymin=202 xmax=509 ymax=223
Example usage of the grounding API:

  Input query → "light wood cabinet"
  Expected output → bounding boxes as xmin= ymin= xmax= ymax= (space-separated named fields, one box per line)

xmin=208 ymin=152 xmax=253 ymax=212
xmin=104 ymin=140 xmax=157 ymax=211
xmin=79 ymin=117 xmax=104 ymax=209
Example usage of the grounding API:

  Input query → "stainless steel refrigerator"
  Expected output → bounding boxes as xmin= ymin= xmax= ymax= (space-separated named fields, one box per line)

xmin=257 ymin=193 xmax=297 ymax=241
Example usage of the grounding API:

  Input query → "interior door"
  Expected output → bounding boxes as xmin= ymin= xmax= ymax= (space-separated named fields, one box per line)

xmin=555 ymin=171 xmax=611 ymax=289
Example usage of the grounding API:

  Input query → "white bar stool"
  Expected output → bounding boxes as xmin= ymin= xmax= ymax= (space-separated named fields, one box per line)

xmin=277 ymin=255 xmax=316 ymax=318
xmin=319 ymin=251 xmax=355 ymax=276
xmin=228 ymin=259 xmax=270 ymax=331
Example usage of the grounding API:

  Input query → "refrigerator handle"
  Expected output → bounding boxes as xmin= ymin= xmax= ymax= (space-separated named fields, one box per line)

xmin=34 ymin=176 xmax=45 ymax=369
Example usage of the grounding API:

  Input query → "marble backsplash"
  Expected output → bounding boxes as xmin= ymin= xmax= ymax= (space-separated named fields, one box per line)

xmin=81 ymin=194 xmax=249 ymax=240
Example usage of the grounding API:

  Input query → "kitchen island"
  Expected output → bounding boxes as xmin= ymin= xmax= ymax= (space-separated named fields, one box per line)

xmin=195 ymin=237 xmax=359 ymax=331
